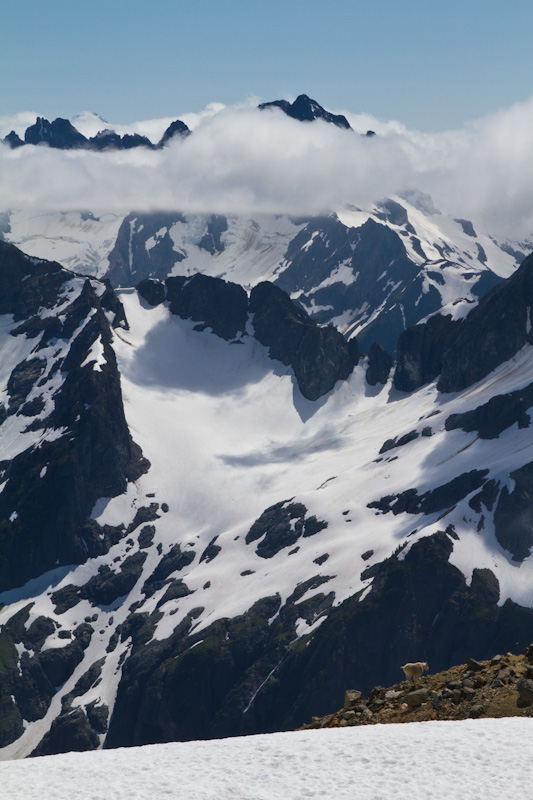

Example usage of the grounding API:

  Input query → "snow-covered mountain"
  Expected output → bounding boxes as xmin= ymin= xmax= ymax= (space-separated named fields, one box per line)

xmin=1 ymin=232 xmax=533 ymax=758
xmin=1 ymin=93 xmax=533 ymax=759
xmin=3 ymin=192 xmax=529 ymax=353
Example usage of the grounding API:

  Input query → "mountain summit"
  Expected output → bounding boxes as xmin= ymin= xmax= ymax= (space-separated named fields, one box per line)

xmin=258 ymin=94 xmax=352 ymax=128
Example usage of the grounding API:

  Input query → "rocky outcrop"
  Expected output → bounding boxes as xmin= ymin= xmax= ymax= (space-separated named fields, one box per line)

xmin=166 ymin=274 xmax=248 ymax=341
xmin=250 ymin=281 xmax=357 ymax=400
xmin=2 ymin=130 xmax=24 ymax=149
xmin=157 ymin=119 xmax=191 ymax=147
xmin=366 ymin=342 xmax=394 ymax=386
xmin=104 ymin=576 xmax=336 ymax=748
xmin=276 ymin=216 xmax=435 ymax=354
xmin=258 ymin=95 xmax=351 ymax=130
xmin=395 ymin=251 xmax=533 ymax=394
xmin=150 ymin=273 xmax=360 ymax=399
xmin=107 ymin=212 xmax=187 ymax=286
xmin=300 ymin=646 xmax=533 ymax=730
xmin=89 ymin=131 xmax=155 ymax=150
xmin=0 ymin=243 xmax=149 ymax=592
xmin=3 ymin=116 xmax=190 ymax=151
xmin=137 ymin=278 xmax=166 ymax=307
xmin=445 ymin=382 xmax=533 ymax=439
xmin=394 ymin=313 xmax=459 ymax=392
xmin=368 ymin=470 xmax=489 ymax=516
xmin=438 ymin=252 xmax=533 ymax=392
xmin=24 ymin=117 xmax=89 ymax=149
xmin=493 ymin=461 xmax=533 ymax=561
xmin=98 ymin=532 xmax=533 ymax=747
xmin=245 ymin=501 xmax=328 ymax=559
xmin=31 ymin=707 xmax=100 ymax=756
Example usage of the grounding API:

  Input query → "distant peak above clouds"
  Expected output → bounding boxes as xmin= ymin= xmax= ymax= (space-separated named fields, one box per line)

xmin=259 ymin=93 xmax=352 ymax=129
xmin=3 ymin=94 xmax=533 ymax=240
xmin=3 ymin=94 xmax=351 ymax=153
xmin=2 ymin=115 xmax=191 ymax=152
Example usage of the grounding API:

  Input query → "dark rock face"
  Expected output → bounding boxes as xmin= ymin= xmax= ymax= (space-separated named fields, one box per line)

xmin=0 ymin=240 xmax=64 ymax=319
xmin=86 ymin=701 xmax=109 ymax=734
xmin=200 ymin=536 xmax=222 ymax=563
xmin=72 ymin=552 xmax=148 ymax=607
xmin=379 ymin=430 xmax=419 ymax=454
xmin=105 ymin=576 xmax=336 ymax=748
xmin=103 ymin=532 xmax=533 ymax=747
xmin=161 ymin=273 xmax=359 ymax=398
xmin=366 ymin=342 xmax=394 ymax=386
xmin=157 ymin=119 xmax=191 ymax=147
xmin=142 ymin=544 xmax=195 ymax=597
xmin=107 ymin=212 xmax=187 ymax=286
xmin=2 ymin=130 xmax=24 ymax=148
xmin=137 ymin=278 xmax=166 ymax=307
xmin=244 ymin=535 xmax=533 ymax=731
xmin=7 ymin=623 xmax=93 ymax=726
xmin=394 ymin=313 xmax=459 ymax=392
xmin=245 ymin=501 xmax=328 ymax=559
xmin=250 ymin=281 xmax=356 ymax=400
xmin=31 ymin=707 xmax=100 ymax=756
xmin=138 ymin=525 xmax=156 ymax=549
xmin=438 ymin=254 xmax=533 ymax=392
xmin=7 ymin=358 xmax=47 ymax=413
xmin=89 ymin=131 xmax=154 ymax=150
xmin=0 ymin=625 xmax=25 ymax=746
xmin=24 ymin=117 xmax=89 ymax=149
xmin=156 ymin=579 xmax=193 ymax=608
xmin=166 ymin=274 xmax=248 ymax=341
xmin=22 ymin=617 xmax=56 ymax=652
xmin=197 ymin=215 xmax=228 ymax=255
xmin=88 ymin=130 xmax=124 ymax=150
xmin=445 ymin=382 xmax=533 ymax=439
xmin=394 ymin=251 xmax=533 ymax=394
xmin=368 ymin=470 xmax=489 ymax=516
xmin=0 ymin=243 xmax=149 ymax=593
xmin=494 ymin=461 xmax=533 ymax=561
xmin=12 ymin=116 xmax=189 ymax=152
xmin=276 ymin=216 xmax=439 ymax=354
xmin=376 ymin=199 xmax=409 ymax=226
xmin=259 ymin=95 xmax=351 ymax=130
xmin=454 ymin=218 xmax=477 ymax=237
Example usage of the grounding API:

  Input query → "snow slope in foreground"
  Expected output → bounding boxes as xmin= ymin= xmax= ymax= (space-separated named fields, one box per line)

xmin=1 ymin=718 xmax=531 ymax=800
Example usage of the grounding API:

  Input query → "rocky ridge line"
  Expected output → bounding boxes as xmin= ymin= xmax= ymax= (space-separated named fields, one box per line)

xmin=300 ymin=646 xmax=533 ymax=731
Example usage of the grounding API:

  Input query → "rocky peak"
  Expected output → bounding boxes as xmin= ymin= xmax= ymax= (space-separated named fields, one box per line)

xmin=2 ymin=130 xmax=24 ymax=149
xmin=259 ymin=94 xmax=351 ymax=129
xmin=24 ymin=117 xmax=89 ymax=149
xmin=157 ymin=119 xmax=191 ymax=147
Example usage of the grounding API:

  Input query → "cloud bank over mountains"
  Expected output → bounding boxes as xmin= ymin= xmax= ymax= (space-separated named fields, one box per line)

xmin=2 ymin=96 xmax=533 ymax=239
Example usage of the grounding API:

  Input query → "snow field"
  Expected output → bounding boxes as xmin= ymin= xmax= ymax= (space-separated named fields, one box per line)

xmin=1 ymin=719 xmax=531 ymax=800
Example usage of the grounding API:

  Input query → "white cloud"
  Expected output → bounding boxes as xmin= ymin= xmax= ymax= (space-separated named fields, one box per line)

xmin=0 ymin=111 xmax=44 ymax=138
xmin=2 ymin=96 xmax=533 ymax=239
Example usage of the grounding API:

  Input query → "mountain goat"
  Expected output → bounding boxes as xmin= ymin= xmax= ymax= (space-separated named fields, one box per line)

xmin=401 ymin=661 xmax=429 ymax=682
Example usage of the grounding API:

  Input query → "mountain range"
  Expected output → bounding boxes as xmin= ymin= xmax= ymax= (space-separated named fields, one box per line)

xmin=1 ymin=95 xmax=533 ymax=759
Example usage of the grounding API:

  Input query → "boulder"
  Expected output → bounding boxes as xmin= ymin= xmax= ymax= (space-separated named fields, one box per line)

xmin=517 ymin=678 xmax=533 ymax=705
xmin=405 ymin=688 xmax=430 ymax=708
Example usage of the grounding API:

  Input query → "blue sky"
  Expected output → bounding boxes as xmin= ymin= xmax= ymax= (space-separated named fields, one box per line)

xmin=2 ymin=0 xmax=532 ymax=130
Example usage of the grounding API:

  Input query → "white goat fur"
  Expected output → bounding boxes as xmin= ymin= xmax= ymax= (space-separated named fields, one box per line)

xmin=401 ymin=661 xmax=429 ymax=681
